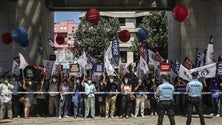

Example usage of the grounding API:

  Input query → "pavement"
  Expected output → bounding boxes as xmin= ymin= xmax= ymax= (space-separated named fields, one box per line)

xmin=0 ymin=115 xmax=221 ymax=125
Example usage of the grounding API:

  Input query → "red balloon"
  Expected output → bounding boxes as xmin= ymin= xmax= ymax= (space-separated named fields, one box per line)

xmin=119 ymin=30 xmax=131 ymax=42
xmin=86 ymin=8 xmax=100 ymax=24
xmin=56 ymin=35 xmax=64 ymax=45
xmin=1 ymin=33 xmax=12 ymax=44
xmin=173 ymin=5 xmax=189 ymax=22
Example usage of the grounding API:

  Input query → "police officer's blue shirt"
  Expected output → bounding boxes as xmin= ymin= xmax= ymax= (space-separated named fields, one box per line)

xmin=186 ymin=79 xmax=203 ymax=97
xmin=156 ymin=82 xmax=174 ymax=101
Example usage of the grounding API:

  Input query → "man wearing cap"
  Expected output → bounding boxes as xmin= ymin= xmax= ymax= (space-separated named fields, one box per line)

xmin=156 ymin=75 xmax=175 ymax=125
xmin=186 ymin=72 xmax=205 ymax=125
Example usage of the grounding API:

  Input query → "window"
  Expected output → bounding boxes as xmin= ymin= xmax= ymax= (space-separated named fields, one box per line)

xmin=120 ymin=51 xmax=127 ymax=63
xmin=118 ymin=18 xmax=125 ymax=26
xmin=136 ymin=17 xmax=144 ymax=27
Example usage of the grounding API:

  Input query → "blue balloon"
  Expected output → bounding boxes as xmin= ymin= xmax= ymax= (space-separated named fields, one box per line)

xmin=138 ymin=29 xmax=149 ymax=41
xmin=11 ymin=27 xmax=28 ymax=44
xmin=19 ymin=38 xmax=29 ymax=47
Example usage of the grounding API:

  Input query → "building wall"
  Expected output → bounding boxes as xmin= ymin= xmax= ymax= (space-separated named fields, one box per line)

xmin=54 ymin=20 xmax=78 ymax=50
xmin=0 ymin=0 xmax=53 ymax=73
xmin=170 ymin=0 xmax=222 ymax=63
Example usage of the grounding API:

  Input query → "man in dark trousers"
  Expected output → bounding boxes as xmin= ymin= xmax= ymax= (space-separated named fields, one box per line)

xmin=156 ymin=75 xmax=175 ymax=125
xmin=186 ymin=72 xmax=205 ymax=125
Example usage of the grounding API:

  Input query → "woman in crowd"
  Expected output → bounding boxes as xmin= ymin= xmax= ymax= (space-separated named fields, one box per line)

xmin=72 ymin=76 xmax=84 ymax=118
xmin=58 ymin=79 xmax=70 ymax=119
xmin=22 ymin=79 xmax=33 ymax=119
xmin=120 ymin=76 xmax=132 ymax=119
xmin=97 ymin=76 xmax=106 ymax=117
xmin=82 ymin=76 xmax=96 ymax=119
xmin=134 ymin=77 xmax=147 ymax=117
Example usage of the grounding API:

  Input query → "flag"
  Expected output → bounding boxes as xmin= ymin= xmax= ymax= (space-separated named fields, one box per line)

xmin=200 ymin=49 xmax=207 ymax=66
xmin=205 ymin=36 xmax=215 ymax=65
xmin=148 ymin=49 xmax=164 ymax=66
xmin=195 ymin=48 xmax=201 ymax=68
xmin=11 ymin=60 xmax=20 ymax=76
xmin=111 ymin=38 xmax=120 ymax=58
xmin=136 ymin=56 xmax=149 ymax=77
xmin=155 ymin=65 xmax=162 ymax=84
xmin=216 ymin=61 xmax=222 ymax=76
xmin=104 ymin=43 xmax=116 ymax=76
xmin=183 ymin=57 xmax=193 ymax=69
xmin=191 ymin=63 xmax=216 ymax=78
xmin=77 ymin=52 xmax=87 ymax=67
xmin=51 ymin=63 xmax=60 ymax=76
xmin=179 ymin=64 xmax=192 ymax=81
xmin=139 ymin=55 xmax=149 ymax=74
xmin=170 ymin=60 xmax=178 ymax=84
xmin=43 ymin=60 xmax=54 ymax=78
xmin=19 ymin=53 xmax=28 ymax=70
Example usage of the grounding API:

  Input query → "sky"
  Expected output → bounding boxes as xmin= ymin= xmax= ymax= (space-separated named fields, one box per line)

xmin=54 ymin=12 xmax=81 ymax=23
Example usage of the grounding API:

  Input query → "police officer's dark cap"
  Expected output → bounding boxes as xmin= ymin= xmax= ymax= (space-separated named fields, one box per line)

xmin=162 ymin=75 xmax=170 ymax=81
xmin=52 ymin=75 xmax=58 ymax=79
xmin=191 ymin=71 xmax=198 ymax=78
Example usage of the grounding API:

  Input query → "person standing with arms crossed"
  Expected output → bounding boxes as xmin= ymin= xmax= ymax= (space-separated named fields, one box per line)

xmin=186 ymin=72 xmax=205 ymax=125
xmin=156 ymin=75 xmax=175 ymax=125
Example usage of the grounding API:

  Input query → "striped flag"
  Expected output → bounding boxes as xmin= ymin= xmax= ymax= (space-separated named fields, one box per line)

xmin=205 ymin=36 xmax=215 ymax=65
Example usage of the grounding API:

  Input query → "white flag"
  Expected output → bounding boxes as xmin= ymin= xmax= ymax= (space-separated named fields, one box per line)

xmin=11 ymin=60 xmax=20 ymax=76
xmin=104 ymin=43 xmax=116 ymax=76
xmin=139 ymin=55 xmax=149 ymax=74
xmin=205 ymin=36 xmax=215 ymax=65
xmin=179 ymin=64 xmax=192 ymax=81
xmin=19 ymin=53 xmax=28 ymax=70
xmin=77 ymin=52 xmax=87 ymax=67
xmin=190 ymin=63 xmax=216 ymax=78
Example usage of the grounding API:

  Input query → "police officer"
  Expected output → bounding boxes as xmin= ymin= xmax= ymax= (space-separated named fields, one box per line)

xmin=156 ymin=75 xmax=175 ymax=125
xmin=186 ymin=72 xmax=205 ymax=125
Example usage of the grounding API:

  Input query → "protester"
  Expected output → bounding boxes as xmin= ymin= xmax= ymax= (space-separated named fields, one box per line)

xmin=186 ymin=72 xmax=205 ymax=125
xmin=119 ymin=76 xmax=132 ymax=119
xmin=72 ymin=76 xmax=84 ymax=118
xmin=58 ymin=79 xmax=70 ymax=119
xmin=0 ymin=76 xmax=14 ymax=120
xmin=11 ymin=74 xmax=22 ymax=118
xmin=22 ymin=79 xmax=33 ymax=119
xmin=156 ymin=75 xmax=175 ymax=125
xmin=97 ymin=75 xmax=106 ymax=117
xmin=36 ymin=79 xmax=47 ymax=117
xmin=134 ymin=77 xmax=147 ymax=118
xmin=104 ymin=75 xmax=118 ymax=118
xmin=48 ymin=75 xmax=59 ymax=117
xmin=82 ymin=76 xmax=96 ymax=119
xmin=148 ymin=78 xmax=157 ymax=116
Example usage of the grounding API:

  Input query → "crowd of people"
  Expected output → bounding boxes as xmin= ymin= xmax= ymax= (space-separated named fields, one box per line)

xmin=0 ymin=69 xmax=222 ymax=124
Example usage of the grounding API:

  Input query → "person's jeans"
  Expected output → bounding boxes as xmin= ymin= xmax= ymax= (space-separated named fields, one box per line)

xmin=73 ymin=95 xmax=83 ymax=116
xmin=0 ymin=101 xmax=13 ymax=119
xmin=58 ymin=95 xmax=69 ymax=117
xmin=211 ymin=97 xmax=220 ymax=115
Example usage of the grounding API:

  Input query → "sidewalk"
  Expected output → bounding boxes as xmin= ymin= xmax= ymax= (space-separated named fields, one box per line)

xmin=0 ymin=115 xmax=221 ymax=125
